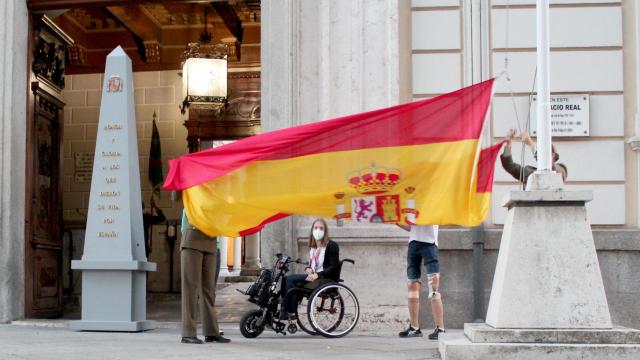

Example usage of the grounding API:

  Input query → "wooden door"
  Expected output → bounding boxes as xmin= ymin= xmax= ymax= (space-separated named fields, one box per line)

xmin=25 ymin=83 xmax=64 ymax=318
xmin=24 ymin=16 xmax=68 ymax=318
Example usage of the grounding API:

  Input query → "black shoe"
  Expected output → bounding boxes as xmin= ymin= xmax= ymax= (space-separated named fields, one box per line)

xmin=181 ymin=336 xmax=203 ymax=344
xmin=398 ymin=325 xmax=422 ymax=338
xmin=428 ymin=326 xmax=446 ymax=340
xmin=205 ymin=335 xmax=231 ymax=343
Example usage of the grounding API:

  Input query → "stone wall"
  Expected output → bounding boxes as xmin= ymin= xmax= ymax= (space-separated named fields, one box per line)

xmin=412 ymin=0 xmax=631 ymax=226
xmin=295 ymin=226 xmax=640 ymax=330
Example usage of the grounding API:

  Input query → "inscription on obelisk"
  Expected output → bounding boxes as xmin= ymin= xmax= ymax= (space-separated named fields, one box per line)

xmin=71 ymin=46 xmax=156 ymax=332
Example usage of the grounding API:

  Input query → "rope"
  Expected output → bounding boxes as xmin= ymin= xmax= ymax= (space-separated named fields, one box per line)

xmin=500 ymin=0 xmax=538 ymax=189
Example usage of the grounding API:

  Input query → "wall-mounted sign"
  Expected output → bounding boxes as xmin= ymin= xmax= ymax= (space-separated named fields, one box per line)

xmin=529 ymin=94 xmax=589 ymax=137
xmin=74 ymin=152 xmax=94 ymax=183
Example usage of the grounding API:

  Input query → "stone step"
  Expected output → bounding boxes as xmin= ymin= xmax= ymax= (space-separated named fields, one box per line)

xmin=222 ymin=275 xmax=257 ymax=283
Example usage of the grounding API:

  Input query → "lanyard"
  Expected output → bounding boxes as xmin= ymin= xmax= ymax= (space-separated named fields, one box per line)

xmin=310 ymin=247 xmax=322 ymax=271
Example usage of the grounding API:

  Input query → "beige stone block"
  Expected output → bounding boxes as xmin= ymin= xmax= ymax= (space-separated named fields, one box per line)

xmin=63 ymin=209 xmax=75 ymax=222
xmin=154 ymin=192 xmax=174 ymax=208
xmin=141 ymin=190 xmax=152 ymax=203
xmin=135 ymin=88 xmax=144 ymax=104
xmin=137 ymin=121 xmax=150 ymax=140
xmin=85 ymin=124 xmax=98 ymax=140
xmin=82 ymin=192 xmax=91 ymax=208
xmin=164 ymin=205 xmax=181 ymax=220
xmin=159 ymin=70 xmax=181 ymax=86
xmin=63 ymin=91 xmax=87 ymax=107
xmin=64 ymin=124 xmax=85 ymax=140
xmin=175 ymin=124 xmax=188 ymax=141
xmin=141 ymin=174 xmax=152 ymax=191
xmin=72 ymin=107 xmax=99 ymax=124
xmin=71 ymin=140 xmax=96 ymax=155
xmin=145 ymin=87 xmax=174 ymax=105
xmin=138 ymin=140 xmax=151 ymax=155
xmin=72 ymin=74 xmax=101 ymax=90
xmin=136 ymin=123 xmax=144 ymax=138
xmin=63 ymin=158 xmax=74 ymax=175
xmin=64 ymin=141 xmax=72 ymax=157
xmin=86 ymin=90 xmax=102 ymax=106
xmin=63 ymin=174 xmax=72 ymax=192
xmin=157 ymin=104 xmax=183 ymax=122
xmin=139 ymin=156 xmax=148 ymax=172
xmin=160 ymin=142 xmax=176 ymax=159
xmin=70 ymin=179 xmax=91 ymax=192
xmin=135 ymin=105 xmax=157 ymax=123
xmin=133 ymin=71 xmax=160 ymax=87
xmin=63 ymin=191 xmax=84 ymax=210
xmin=165 ymin=140 xmax=187 ymax=158
xmin=64 ymin=108 xmax=73 ymax=125
xmin=143 ymin=121 xmax=175 ymax=140
xmin=173 ymin=85 xmax=184 ymax=105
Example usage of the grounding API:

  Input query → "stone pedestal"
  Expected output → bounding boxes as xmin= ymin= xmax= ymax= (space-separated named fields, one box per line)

xmin=440 ymin=173 xmax=640 ymax=359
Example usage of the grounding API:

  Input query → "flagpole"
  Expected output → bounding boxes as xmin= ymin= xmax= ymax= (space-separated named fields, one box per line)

xmin=535 ymin=0 xmax=552 ymax=172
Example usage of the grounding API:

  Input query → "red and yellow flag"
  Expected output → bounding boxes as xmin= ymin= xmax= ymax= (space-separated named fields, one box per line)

xmin=164 ymin=79 xmax=501 ymax=237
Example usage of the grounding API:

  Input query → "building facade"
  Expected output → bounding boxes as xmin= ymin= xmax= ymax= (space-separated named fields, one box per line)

xmin=1 ymin=0 xmax=639 ymax=329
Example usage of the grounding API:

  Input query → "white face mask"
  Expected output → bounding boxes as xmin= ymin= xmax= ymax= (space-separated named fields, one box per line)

xmin=312 ymin=228 xmax=325 ymax=241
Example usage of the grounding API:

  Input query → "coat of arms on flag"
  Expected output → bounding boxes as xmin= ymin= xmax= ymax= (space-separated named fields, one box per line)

xmin=338 ymin=163 xmax=413 ymax=224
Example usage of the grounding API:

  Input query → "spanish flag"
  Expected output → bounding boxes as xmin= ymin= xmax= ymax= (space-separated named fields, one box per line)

xmin=164 ymin=79 xmax=501 ymax=237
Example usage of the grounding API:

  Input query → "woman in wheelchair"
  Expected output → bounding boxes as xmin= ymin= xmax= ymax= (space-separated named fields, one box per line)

xmin=281 ymin=218 xmax=340 ymax=320
xmin=239 ymin=218 xmax=358 ymax=338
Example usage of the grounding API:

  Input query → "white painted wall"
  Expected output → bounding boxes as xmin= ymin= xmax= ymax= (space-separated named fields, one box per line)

xmin=411 ymin=1 xmax=627 ymax=225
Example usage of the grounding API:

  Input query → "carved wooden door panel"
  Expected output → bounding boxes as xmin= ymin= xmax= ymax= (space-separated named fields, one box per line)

xmin=25 ymin=15 xmax=68 ymax=318
xmin=25 ymin=85 xmax=64 ymax=318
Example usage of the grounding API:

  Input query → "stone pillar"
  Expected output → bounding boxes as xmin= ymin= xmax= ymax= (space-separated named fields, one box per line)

xmin=629 ymin=0 xmax=640 ymax=227
xmin=232 ymin=237 xmax=242 ymax=275
xmin=241 ymin=233 xmax=261 ymax=276
xmin=260 ymin=0 xmax=402 ymax=260
xmin=218 ymin=237 xmax=230 ymax=277
xmin=0 ymin=0 xmax=28 ymax=323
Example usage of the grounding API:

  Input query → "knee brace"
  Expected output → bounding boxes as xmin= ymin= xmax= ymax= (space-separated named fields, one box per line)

xmin=427 ymin=274 xmax=441 ymax=300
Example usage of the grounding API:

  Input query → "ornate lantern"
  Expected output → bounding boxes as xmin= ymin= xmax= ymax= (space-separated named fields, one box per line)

xmin=180 ymin=8 xmax=228 ymax=114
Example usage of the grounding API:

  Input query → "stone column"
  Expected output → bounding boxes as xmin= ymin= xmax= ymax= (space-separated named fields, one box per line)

xmin=232 ymin=237 xmax=242 ymax=275
xmin=241 ymin=233 xmax=261 ymax=276
xmin=218 ymin=237 xmax=230 ymax=277
xmin=0 ymin=0 xmax=28 ymax=323
xmin=260 ymin=0 xmax=402 ymax=260
xmin=628 ymin=0 xmax=640 ymax=227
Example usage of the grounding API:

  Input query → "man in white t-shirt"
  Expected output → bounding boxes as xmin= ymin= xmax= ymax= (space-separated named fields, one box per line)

xmin=397 ymin=224 xmax=445 ymax=340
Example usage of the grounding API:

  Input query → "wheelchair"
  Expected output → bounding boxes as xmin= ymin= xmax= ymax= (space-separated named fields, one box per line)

xmin=238 ymin=253 xmax=360 ymax=338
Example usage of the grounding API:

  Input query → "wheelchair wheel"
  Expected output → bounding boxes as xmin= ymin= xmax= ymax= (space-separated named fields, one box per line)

xmin=295 ymin=293 xmax=318 ymax=335
xmin=307 ymin=283 xmax=359 ymax=338
xmin=240 ymin=309 xmax=265 ymax=338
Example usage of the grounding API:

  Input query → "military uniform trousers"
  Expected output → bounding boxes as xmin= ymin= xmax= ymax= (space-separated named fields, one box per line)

xmin=180 ymin=228 xmax=220 ymax=337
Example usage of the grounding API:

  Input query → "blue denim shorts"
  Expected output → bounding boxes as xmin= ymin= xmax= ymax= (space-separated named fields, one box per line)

xmin=406 ymin=240 xmax=439 ymax=281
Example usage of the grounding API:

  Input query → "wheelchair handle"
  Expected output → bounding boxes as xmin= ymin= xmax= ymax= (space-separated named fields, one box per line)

xmin=341 ymin=258 xmax=355 ymax=264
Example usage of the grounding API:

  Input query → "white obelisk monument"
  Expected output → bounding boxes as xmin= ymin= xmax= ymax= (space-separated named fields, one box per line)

xmin=71 ymin=47 xmax=156 ymax=332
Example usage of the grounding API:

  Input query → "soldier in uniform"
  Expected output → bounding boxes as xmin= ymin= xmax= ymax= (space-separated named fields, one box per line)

xmin=180 ymin=209 xmax=230 ymax=344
